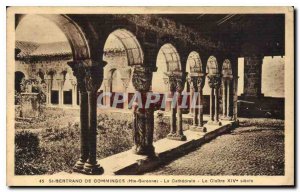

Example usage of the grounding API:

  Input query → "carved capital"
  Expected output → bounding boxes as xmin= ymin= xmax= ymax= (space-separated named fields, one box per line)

xmin=132 ymin=66 xmax=153 ymax=92
xmin=207 ymin=74 xmax=221 ymax=89
xmin=68 ymin=60 xmax=104 ymax=93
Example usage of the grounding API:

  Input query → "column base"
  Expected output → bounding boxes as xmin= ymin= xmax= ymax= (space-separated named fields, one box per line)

xmin=82 ymin=162 xmax=104 ymax=175
xmin=189 ymin=125 xmax=207 ymax=132
xmin=73 ymin=160 xmax=85 ymax=171
xmin=132 ymin=145 xmax=155 ymax=157
xmin=167 ymin=133 xmax=187 ymax=141
xmin=221 ymin=116 xmax=232 ymax=121
xmin=206 ymin=120 xmax=222 ymax=126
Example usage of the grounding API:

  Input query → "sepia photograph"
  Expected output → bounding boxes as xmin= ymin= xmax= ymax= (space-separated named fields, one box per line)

xmin=6 ymin=6 xmax=294 ymax=186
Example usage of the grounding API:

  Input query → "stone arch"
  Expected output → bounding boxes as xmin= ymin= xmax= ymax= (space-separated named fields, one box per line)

xmin=103 ymin=28 xmax=144 ymax=66
xmin=186 ymin=51 xmax=203 ymax=74
xmin=157 ymin=43 xmax=181 ymax=73
xmin=222 ymin=59 xmax=233 ymax=77
xmin=16 ymin=14 xmax=91 ymax=61
xmin=152 ymin=43 xmax=182 ymax=93
xmin=206 ymin=56 xmax=219 ymax=75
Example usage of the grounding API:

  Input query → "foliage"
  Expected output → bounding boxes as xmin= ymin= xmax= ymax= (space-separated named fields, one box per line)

xmin=14 ymin=109 xmax=183 ymax=175
xmin=15 ymin=131 xmax=47 ymax=175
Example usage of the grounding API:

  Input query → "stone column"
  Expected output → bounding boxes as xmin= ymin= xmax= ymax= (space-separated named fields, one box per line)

xmin=233 ymin=76 xmax=239 ymax=121
xmin=68 ymin=62 xmax=90 ymax=173
xmin=103 ymin=78 xmax=111 ymax=107
xmin=84 ymin=64 xmax=104 ymax=174
xmin=121 ymin=78 xmax=130 ymax=110
xmin=189 ymin=74 xmax=206 ymax=132
xmin=163 ymin=77 xmax=172 ymax=112
xmin=71 ymin=79 xmax=78 ymax=108
xmin=131 ymin=66 xmax=156 ymax=156
xmin=175 ymin=79 xmax=186 ymax=140
xmin=68 ymin=60 xmax=104 ymax=175
xmin=57 ymin=78 xmax=64 ymax=107
xmin=188 ymin=78 xmax=195 ymax=115
xmin=165 ymin=75 xmax=177 ymax=138
xmin=197 ymin=76 xmax=206 ymax=128
xmin=207 ymin=74 xmax=221 ymax=125
xmin=222 ymin=79 xmax=227 ymax=117
xmin=45 ymin=75 xmax=52 ymax=105
xmin=221 ymin=76 xmax=233 ymax=120
xmin=226 ymin=79 xmax=231 ymax=119
xmin=167 ymin=73 xmax=186 ymax=141
xmin=214 ymin=82 xmax=221 ymax=125
xmin=188 ymin=78 xmax=198 ymax=126
xmin=209 ymin=85 xmax=214 ymax=123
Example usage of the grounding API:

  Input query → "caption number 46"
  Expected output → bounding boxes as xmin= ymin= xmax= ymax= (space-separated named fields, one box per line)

xmin=39 ymin=179 xmax=45 ymax=183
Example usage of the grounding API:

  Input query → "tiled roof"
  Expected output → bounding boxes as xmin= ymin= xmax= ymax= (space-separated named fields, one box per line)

xmin=15 ymin=41 xmax=72 ymax=57
xmin=15 ymin=41 xmax=39 ymax=57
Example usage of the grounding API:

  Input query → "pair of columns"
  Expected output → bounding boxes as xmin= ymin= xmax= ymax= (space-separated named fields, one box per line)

xmin=164 ymin=72 xmax=186 ymax=141
xmin=44 ymin=75 xmax=78 ymax=107
xmin=221 ymin=76 xmax=233 ymax=120
xmin=188 ymin=74 xmax=206 ymax=132
xmin=68 ymin=60 xmax=104 ymax=175
xmin=207 ymin=74 xmax=222 ymax=125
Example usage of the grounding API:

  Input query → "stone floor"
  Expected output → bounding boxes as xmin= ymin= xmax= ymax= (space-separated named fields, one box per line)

xmin=97 ymin=120 xmax=235 ymax=175
xmin=146 ymin=125 xmax=284 ymax=176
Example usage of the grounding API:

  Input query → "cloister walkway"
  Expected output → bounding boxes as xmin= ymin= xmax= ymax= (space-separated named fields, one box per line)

xmin=146 ymin=119 xmax=284 ymax=176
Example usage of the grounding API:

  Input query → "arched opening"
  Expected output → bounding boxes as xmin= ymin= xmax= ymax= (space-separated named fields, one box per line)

xmin=152 ymin=43 xmax=182 ymax=111
xmin=185 ymin=51 xmax=202 ymax=113
xmin=15 ymin=71 xmax=25 ymax=93
xmin=15 ymin=14 xmax=84 ymax=108
xmin=100 ymin=29 xmax=144 ymax=109
xmin=152 ymin=43 xmax=181 ymax=92
xmin=221 ymin=59 xmax=233 ymax=117
xmin=203 ymin=56 xmax=220 ymax=115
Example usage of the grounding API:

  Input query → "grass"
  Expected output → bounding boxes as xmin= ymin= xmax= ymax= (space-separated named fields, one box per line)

xmin=15 ymin=108 xmax=171 ymax=175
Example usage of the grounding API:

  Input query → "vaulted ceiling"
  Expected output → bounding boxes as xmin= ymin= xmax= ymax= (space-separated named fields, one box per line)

xmin=160 ymin=14 xmax=285 ymax=57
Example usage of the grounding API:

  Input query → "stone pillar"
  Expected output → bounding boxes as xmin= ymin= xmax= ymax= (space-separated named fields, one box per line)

xmin=163 ymin=77 xmax=171 ymax=112
xmin=187 ymin=77 xmax=198 ymax=125
xmin=209 ymin=86 xmax=214 ymax=122
xmin=188 ymin=79 xmax=195 ymax=115
xmin=189 ymin=74 xmax=206 ymax=132
xmin=226 ymin=79 xmax=231 ymax=118
xmin=166 ymin=73 xmax=187 ymax=141
xmin=207 ymin=74 xmax=221 ymax=125
xmin=68 ymin=60 xmax=104 ymax=175
xmin=121 ymin=78 xmax=130 ymax=110
xmin=165 ymin=75 xmax=177 ymax=137
xmin=103 ymin=78 xmax=111 ymax=107
xmin=131 ymin=66 xmax=156 ymax=156
xmin=222 ymin=79 xmax=227 ymax=117
xmin=45 ymin=75 xmax=52 ymax=106
xmin=175 ymin=80 xmax=186 ymax=140
xmin=214 ymin=83 xmax=221 ymax=125
xmin=57 ymin=79 xmax=64 ymax=107
xmin=233 ymin=76 xmax=239 ymax=121
xmin=242 ymin=55 xmax=264 ymax=99
xmin=84 ymin=64 xmax=104 ymax=174
xmin=71 ymin=79 xmax=78 ymax=108
xmin=198 ymin=88 xmax=204 ymax=127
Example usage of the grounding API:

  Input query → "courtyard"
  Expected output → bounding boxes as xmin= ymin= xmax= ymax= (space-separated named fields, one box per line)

xmin=15 ymin=108 xmax=284 ymax=176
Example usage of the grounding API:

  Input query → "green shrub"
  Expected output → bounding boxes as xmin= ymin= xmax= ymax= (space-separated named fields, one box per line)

xmin=15 ymin=130 xmax=39 ymax=151
xmin=15 ymin=131 xmax=47 ymax=175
